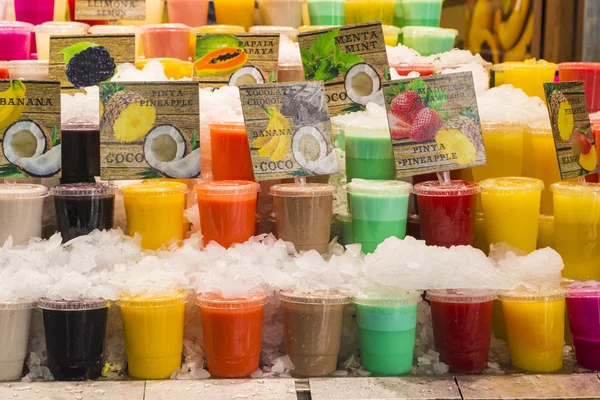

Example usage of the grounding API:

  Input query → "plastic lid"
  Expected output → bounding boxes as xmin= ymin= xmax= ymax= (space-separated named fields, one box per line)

xmin=346 ymin=179 xmax=412 ymax=196
xmin=402 ymin=26 xmax=458 ymax=37
xmin=61 ymin=121 xmax=99 ymax=130
xmin=8 ymin=60 xmax=49 ymax=68
xmin=196 ymin=292 xmax=268 ymax=309
xmin=249 ymin=26 xmax=298 ymax=33
xmin=414 ymin=180 xmax=480 ymax=197
xmin=298 ymin=25 xmax=340 ymax=33
xmin=479 ymin=177 xmax=544 ymax=193
xmin=550 ymin=182 xmax=600 ymax=196
xmin=353 ymin=291 xmax=422 ymax=306
xmin=335 ymin=212 xmax=352 ymax=222
xmin=0 ymin=299 xmax=37 ymax=310
xmin=51 ymin=182 xmax=118 ymax=197
xmin=194 ymin=25 xmax=246 ymax=34
xmin=481 ymin=121 xmax=527 ymax=130
xmin=38 ymin=298 xmax=108 ymax=311
xmin=539 ymin=214 xmax=554 ymax=223
xmin=279 ymin=290 xmax=352 ymax=305
xmin=121 ymin=180 xmax=188 ymax=197
xmin=426 ymin=289 xmax=497 ymax=303
xmin=498 ymin=288 xmax=567 ymax=302
xmin=566 ymin=282 xmax=600 ymax=298
xmin=0 ymin=184 xmax=48 ymax=199
xmin=35 ymin=22 xmax=88 ymax=33
xmin=382 ymin=25 xmax=401 ymax=34
xmin=195 ymin=180 xmax=260 ymax=196
xmin=209 ymin=121 xmax=245 ymax=130
xmin=89 ymin=25 xmax=136 ymax=34
xmin=0 ymin=21 xmax=34 ymax=32
xmin=270 ymin=183 xmax=334 ymax=197
xmin=499 ymin=61 xmax=557 ymax=70
xmin=140 ymin=23 xmax=191 ymax=33
xmin=117 ymin=292 xmax=187 ymax=307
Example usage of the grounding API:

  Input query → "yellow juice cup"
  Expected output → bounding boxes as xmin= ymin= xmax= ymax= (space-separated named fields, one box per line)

xmin=551 ymin=182 xmax=600 ymax=280
xmin=500 ymin=289 xmax=566 ymax=372
xmin=117 ymin=293 xmax=186 ymax=379
xmin=122 ymin=181 xmax=188 ymax=250
xmin=480 ymin=177 xmax=544 ymax=253
xmin=502 ymin=60 xmax=557 ymax=101
xmin=345 ymin=0 xmax=395 ymax=25
xmin=382 ymin=25 xmax=401 ymax=46
xmin=537 ymin=214 xmax=555 ymax=249
xmin=472 ymin=122 xmax=525 ymax=183
xmin=213 ymin=0 xmax=256 ymax=30
xmin=527 ymin=126 xmax=561 ymax=214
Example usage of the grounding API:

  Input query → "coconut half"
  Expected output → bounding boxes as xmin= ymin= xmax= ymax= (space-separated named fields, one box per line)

xmin=157 ymin=148 xmax=200 ymax=178
xmin=292 ymin=126 xmax=331 ymax=174
xmin=18 ymin=144 xmax=61 ymax=177
xmin=229 ymin=66 xmax=265 ymax=87
xmin=144 ymin=124 xmax=186 ymax=171
xmin=2 ymin=120 xmax=47 ymax=167
xmin=344 ymin=62 xmax=382 ymax=106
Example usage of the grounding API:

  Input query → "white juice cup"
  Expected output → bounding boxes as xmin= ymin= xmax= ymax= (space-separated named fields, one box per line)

xmin=0 ymin=300 xmax=36 ymax=381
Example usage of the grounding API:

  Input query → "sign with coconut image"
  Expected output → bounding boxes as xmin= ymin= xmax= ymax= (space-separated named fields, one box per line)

xmin=544 ymin=81 xmax=598 ymax=180
xmin=383 ymin=72 xmax=486 ymax=176
xmin=239 ymin=82 xmax=339 ymax=180
xmin=0 ymin=80 xmax=61 ymax=178
xmin=193 ymin=33 xmax=279 ymax=88
xmin=298 ymin=22 xmax=388 ymax=117
xmin=99 ymin=81 xmax=200 ymax=180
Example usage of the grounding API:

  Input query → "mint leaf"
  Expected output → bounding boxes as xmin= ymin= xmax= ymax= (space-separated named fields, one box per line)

xmin=396 ymin=81 xmax=405 ymax=92
xmin=337 ymin=52 xmax=363 ymax=74
xmin=383 ymin=65 xmax=390 ymax=81
xmin=59 ymin=42 xmax=100 ymax=64
xmin=310 ymin=28 xmax=338 ymax=58
xmin=269 ymin=70 xmax=276 ymax=83
xmin=191 ymin=130 xmax=199 ymax=151
xmin=427 ymin=87 xmax=447 ymax=110
xmin=51 ymin=126 xmax=60 ymax=146
xmin=300 ymin=47 xmax=316 ymax=79
xmin=407 ymin=78 xmax=428 ymax=103
xmin=314 ymin=59 xmax=339 ymax=81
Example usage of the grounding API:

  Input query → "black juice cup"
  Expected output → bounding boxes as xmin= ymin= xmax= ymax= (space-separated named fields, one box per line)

xmin=39 ymin=298 xmax=109 ymax=381
xmin=60 ymin=123 xmax=100 ymax=184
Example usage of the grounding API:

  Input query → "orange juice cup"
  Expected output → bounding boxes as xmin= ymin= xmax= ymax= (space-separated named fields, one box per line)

xmin=139 ymin=24 xmax=192 ymax=61
xmin=210 ymin=122 xmax=255 ymax=181
xmin=195 ymin=181 xmax=260 ymax=248
xmin=213 ymin=0 xmax=255 ymax=30
xmin=197 ymin=292 xmax=268 ymax=377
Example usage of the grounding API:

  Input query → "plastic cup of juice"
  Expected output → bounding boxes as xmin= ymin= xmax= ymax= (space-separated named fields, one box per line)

xmin=59 ymin=122 xmax=100 ymax=184
xmin=502 ymin=60 xmax=557 ymax=100
xmin=167 ymin=0 xmax=209 ymax=27
xmin=566 ymin=284 xmax=600 ymax=370
xmin=14 ymin=0 xmax=54 ymax=25
xmin=197 ymin=292 xmax=267 ymax=377
xmin=119 ymin=0 xmax=164 ymax=26
xmin=551 ymin=182 xmax=600 ymax=280
xmin=280 ymin=291 xmax=351 ymax=377
xmin=258 ymin=0 xmax=303 ymax=28
xmin=209 ymin=122 xmax=255 ymax=181
xmin=427 ymin=290 xmax=495 ymax=373
xmin=537 ymin=214 xmax=555 ymax=249
xmin=354 ymin=292 xmax=421 ymax=375
xmin=383 ymin=25 xmax=401 ymax=46
xmin=277 ymin=64 xmax=305 ymax=82
xmin=335 ymin=211 xmax=353 ymax=245
xmin=402 ymin=0 xmax=442 ymax=26
xmin=213 ymin=0 xmax=255 ymax=30
xmin=0 ymin=184 xmax=48 ymax=245
xmin=401 ymin=26 xmax=457 ymax=56
xmin=122 ymin=181 xmax=188 ymax=250
xmin=414 ymin=180 xmax=480 ymax=247
xmin=0 ymin=300 xmax=36 ymax=381
xmin=0 ymin=61 xmax=9 ymax=78
xmin=559 ymin=63 xmax=600 ymax=113
xmin=480 ymin=177 xmax=543 ymax=253
xmin=345 ymin=0 xmax=395 ymax=25
xmin=34 ymin=22 xmax=88 ymax=61
xmin=472 ymin=122 xmax=526 ymax=182
xmin=140 ymin=24 xmax=192 ymax=61
xmin=346 ymin=179 xmax=412 ymax=254
xmin=390 ymin=63 xmax=437 ymax=77
xmin=525 ymin=126 xmax=561 ymax=214
xmin=8 ymin=60 xmax=49 ymax=79
xmin=195 ymin=181 xmax=260 ymax=248
xmin=500 ymin=289 xmax=566 ymax=372
xmin=39 ymin=298 xmax=108 ymax=381
xmin=343 ymin=121 xmax=396 ymax=182
xmin=118 ymin=292 xmax=186 ymax=379
xmin=0 ymin=22 xmax=33 ymax=61
xmin=394 ymin=0 xmax=404 ymax=27
xmin=306 ymin=0 xmax=346 ymax=25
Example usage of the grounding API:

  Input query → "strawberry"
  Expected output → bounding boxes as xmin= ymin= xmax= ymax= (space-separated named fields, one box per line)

xmin=409 ymin=108 xmax=443 ymax=142
xmin=387 ymin=111 xmax=411 ymax=139
xmin=390 ymin=90 xmax=424 ymax=123
xmin=571 ymin=129 xmax=592 ymax=155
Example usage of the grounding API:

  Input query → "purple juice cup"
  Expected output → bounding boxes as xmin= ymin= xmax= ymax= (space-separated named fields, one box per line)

xmin=566 ymin=284 xmax=600 ymax=370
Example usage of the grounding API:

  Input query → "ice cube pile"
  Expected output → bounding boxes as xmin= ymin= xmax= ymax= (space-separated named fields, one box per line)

xmin=111 ymin=59 xmax=170 ymax=82
xmin=477 ymin=84 xmax=551 ymax=127
xmin=278 ymin=34 xmax=302 ymax=66
xmin=61 ymin=86 xmax=100 ymax=125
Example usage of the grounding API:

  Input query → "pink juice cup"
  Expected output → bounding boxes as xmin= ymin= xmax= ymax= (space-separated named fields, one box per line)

xmin=559 ymin=63 xmax=600 ymax=113
xmin=167 ymin=0 xmax=209 ymax=27
xmin=14 ymin=0 xmax=55 ymax=56
xmin=566 ymin=284 xmax=600 ymax=370
xmin=140 ymin=24 xmax=192 ymax=61
xmin=0 ymin=22 xmax=33 ymax=61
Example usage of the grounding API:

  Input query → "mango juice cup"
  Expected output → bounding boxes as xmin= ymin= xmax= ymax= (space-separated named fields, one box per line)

xmin=472 ymin=122 xmax=525 ymax=182
xmin=537 ymin=214 xmax=555 ymax=249
xmin=502 ymin=60 xmax=557 ymax=100
xmin=480 ymin=177 xmax=543 ymax=253
xmin=345 ymin=0 xmax=395 ymax=25
xmin=197 ymin=292 xmax=268 ymax=378
xmin=122 ymin=181 xmax=188 ymax=250
xmin=117 ymin=293 xmax=186 ymax=380
xmin=526 ymin=126 xmax=561 ymax=214
xmin=213 ymin=0 xmax=255 ymax=30
xmin=500 ymin=289 xmax=566 ymax=372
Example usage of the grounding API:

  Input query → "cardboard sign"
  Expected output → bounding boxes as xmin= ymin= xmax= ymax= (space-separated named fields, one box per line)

xmin=0 ymin=80 xmax=61 ymax=178
xmin=298 ymin=22 xmax=388 ymax=117
xmin=99 ymin=81 xmax=200 ymax=180
xmin=49 ymin=35 xmax=135 ymax=89
xmin=239 ymin=82 xmax=339 ymax=181
xmin=75 ymin=0 xmax=146 ymax=21
xmin=544 ymin=81 xmax=597 ymax=179
xmin=383 ymin=72 xmax=486 ymax=176
xmin=193 ymin=33 xmax=279 ymax=88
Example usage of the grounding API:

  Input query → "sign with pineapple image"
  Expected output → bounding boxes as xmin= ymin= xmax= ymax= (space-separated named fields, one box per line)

xmin=544 ymin=81 xmax=597 ymax=180
xmin=99 ymin=81 xmax=200 ymax=180
xmin=383 ymin=72 xmax=486 ymax=177
xmin=75 ymin=0 xmax=146 ymax=21
xmin=239 ymin=82 xmax=339 ymax=181
xmin=0 ymin=80 xmax=61 ymax=178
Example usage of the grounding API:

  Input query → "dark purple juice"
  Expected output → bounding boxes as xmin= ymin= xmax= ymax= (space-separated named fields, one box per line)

xmin=61 ymin=126 xmax=100 ymax=184
xmin=566 ymin=286 xmax=600 ymax=370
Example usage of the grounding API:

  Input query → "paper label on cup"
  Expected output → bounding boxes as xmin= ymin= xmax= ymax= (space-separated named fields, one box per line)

xmin=544 ymin=81 xmax=597 ymax=180
xmin=193 ymin=33 xmax=280 ymax=89
xmin=0 ymin=80 xmax=61 ymax=178
xmin=49 ymin=35 xmax=135 ymax=90
xmin=239 ymin=82 xmax=339 ymax=181
xmin=99 ymin=81 xmax=200 ymax=180
xmin=383 ymin=72 xmax=486 ymax=177
xmin=75 ymin=0 xmax=146 ymax=21
xmin=297 ymin=22 xmax=388 ymax=117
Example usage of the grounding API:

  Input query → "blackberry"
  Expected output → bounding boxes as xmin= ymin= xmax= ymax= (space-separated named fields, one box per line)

xmin=66 ymin=46 xmax=116 ymax=88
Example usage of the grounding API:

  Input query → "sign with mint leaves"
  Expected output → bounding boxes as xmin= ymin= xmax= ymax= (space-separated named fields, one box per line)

xmin=298 ymin=22 xmax=388 ymax=117
xmin=384 ymin=71 xmax=486 ymax=177
xmin=75 ymin=0 xmax=146 ymax=21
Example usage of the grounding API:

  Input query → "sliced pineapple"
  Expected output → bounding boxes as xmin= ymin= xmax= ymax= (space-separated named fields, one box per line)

xmin=436 ymin=128 xmax=477 ymax=166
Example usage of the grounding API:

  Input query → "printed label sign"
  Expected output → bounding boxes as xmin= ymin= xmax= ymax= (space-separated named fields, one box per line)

xmin=544 ymin=81 xmax=597 ymax=179
xmin=49 ymin=35 xmax=135 ymax=89
xmin=298 ymin=22 xmax=388 ymax=117
xmin=99 ymin=81 xmax=200 ymax=180
xmin=384 ymin=72 xmax=486 ymax=176
xmin=239 ymin=82 xmax=340 ymax=181
xmin=193 ymin=33 xmax=279 ymax=88
xmin=0 ymin=80 xmax=61 ymax=178
xmin=75 ymin=0 xmax=146 ymax=21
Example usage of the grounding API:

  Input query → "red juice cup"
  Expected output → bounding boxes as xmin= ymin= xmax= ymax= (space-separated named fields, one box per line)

xmin=0 ymin=22 xmax=33 ymax=61
xmin=140 ymin=24 xmax=192 ymax=61
xmin=390 ymin=63 xmax=436 ymax=77
xmin=566 ymin=284 xmax=600 ymax=370
xmin=414 ymin=180 xmax=480 ymax=247
xmin=195 ymin=181 xmax=260 ymax=248
xmin=210 ymin=122 xmax=255 ymax=181
xmin=426 ymin=290 xmax=496 ymax=373
xmin=558 ymin=63 xmax=600 ymax=113
xmin=197 ymin=292 xmax=268 ymax=378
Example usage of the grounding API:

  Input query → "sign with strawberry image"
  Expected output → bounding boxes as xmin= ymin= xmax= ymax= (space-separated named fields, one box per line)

xmin=383 ymin=71 xmax=486 ymax=176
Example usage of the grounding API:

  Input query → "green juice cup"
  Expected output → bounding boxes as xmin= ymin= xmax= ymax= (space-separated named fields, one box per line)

xmin=354 ymin=292 xmax=421 ymax=375
xmin=343 ymin=122 xmax=396 ymax=182
xmin=307 ymin=0 xmax=346 ymax=25
xmin=346 ymin=179 xmax=412 ymax=254
xmin=402 ymin=0 xmax=443 ymax=26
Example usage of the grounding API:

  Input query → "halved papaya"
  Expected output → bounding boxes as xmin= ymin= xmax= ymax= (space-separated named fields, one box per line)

xmin=194 ymin=47 xmax=248 ymax=77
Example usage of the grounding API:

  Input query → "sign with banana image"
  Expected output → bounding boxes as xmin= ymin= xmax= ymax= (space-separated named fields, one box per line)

xmin=0 ymin=80 xmax=62 ymax=178
xmin=239 ymin=82 xmax=340 ymax=181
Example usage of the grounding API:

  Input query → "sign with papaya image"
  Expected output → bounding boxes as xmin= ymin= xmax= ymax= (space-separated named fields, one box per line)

xmin=239 ymin=82 xmax=339 ymax=181
xmin=544 ymin=81 xmax=597 ymax=180
xmin=384 ymin=72 xmax=486 ymax=177
xmin=99 ymin=81 xmax=200 ymax=180
xmin=298 ymin=22 xmax=388 ymax=117
xmin=0 ymin=80 xmax=61 ymax=178
xmin=193 ymin=33 xmax=279 ymax=88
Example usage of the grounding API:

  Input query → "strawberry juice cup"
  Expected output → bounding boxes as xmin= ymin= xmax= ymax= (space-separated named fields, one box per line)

xmin=140 ymin=24 xmax=191 ymax=61
xmin=0 ymin=22 xmax=33 ymax=61
xmin=558 ymin=62 xmax=600 ymax=113
xmin=566 ymin=284 xmax=600 ymax=370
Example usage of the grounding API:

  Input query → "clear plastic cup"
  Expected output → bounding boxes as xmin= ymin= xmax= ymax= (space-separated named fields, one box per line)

xmin=306 ymin=0 xmax=346 ymax=26
xmin=14 ymin=0 xmax=54 ymax=25
xmin=0 ymin=21 xmax=33 ymax=61
xmin=472 ymin=122 xmax=526 ymax=182
xmin=559 ymin=63 xmax=600 ymax=113
xmin=280 ymin=291 xmax=351 ymax=376
xmin=537 ymin=214 xmax=555 ymax=249
xmin=277 ymin=64 xmax=305 ymax=82
xmin=0 ymin=61 xmax=8 ymax=78
xmin=401 ymin=26 xmax=457 ymax=56
xmin=197 ymin=292 xmax=268 ymax=377
xmin=140 ymin=24 xmax=192 ymax=61
xmin=0 ymin=300 xmax=36 ymax=381
xmin=209 ymin=122 xmax=255 ymax=181
xmin=39 ymin=298 xmax=108 ymax=381
xmin=249 ymin=26 xmax=299 ymax=41
xmin=500 ymin=289 xmax=566 ymax=372
xmin=346 ymin=0 xmax=394 ymax=25
xmin=0 ymin=184 xmax=48 ymax=245
xmin=502 ymin=60 xmax=557 ymax=100
xmin=8 ymin=60 xmax=48 ymax=79
xmin=168 ymin=0 xmax=209 ymax=27
xmin=343 ymin=121 xmax=396 ymax=182
xmin=119 ymin=0 xmax=164 ymax=26
xmin=193 ymin=25 xmax=246 ymax=34
xmin=383 ymin=25 xmax=401 ymax=46
xmin=402 ymin=0 xmax=443 ymax=26
xmin=354 ymin=292 xmax=421 ymax=375
xmin=118 ymin=293 xmax=186 ymax=379
xmin=122 ymin=181 xmax=188 ymax=250
xmin=524 ymin=125 xmax=560 ymax=214
xmin=566 ymin=284 xmax=600 ymax=370
xmin=213 ymin=0 xmax=255 ymax=30
xmin=258 ymin=0 xmax=303 ymax=28
xmin=34 ymin=22 xmax=88 ymax=60
xmin=59 ymin=122 xmax=100 ymax=184
xmin=335 ymin=211 xmax=353 ymax=246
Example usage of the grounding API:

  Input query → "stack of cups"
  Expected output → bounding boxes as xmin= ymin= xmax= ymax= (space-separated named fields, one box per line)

xmin=0 ymin=299 xmax=36 ymax=381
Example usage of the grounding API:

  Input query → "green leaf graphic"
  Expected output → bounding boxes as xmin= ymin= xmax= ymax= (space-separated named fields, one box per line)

xmin=59 ymin=42 xmax=100 ymax=64
xmin=310 ymin=29 xmax=338 ymax=58
xmin=314 ymin=59 xmax=339 ymax=81
xmin=427 ymin=87 xmax=448 ymax=111
xmin=51 ymin=126 xmax=60 ymax=147
xmin=383 ymin=65 xmax=390 ymax=81
xmin=0 ymin=163 xmax=26 ymax=178
xmin=406 ymin=78 xmax=428 ymax=103
xmin=342 ymin=103 xmax=366 ymax=113
xmin=137 ymin=167 xmax=163 ymax=179
xmin=269 ymin=70 xmax=276 ymax=83
xmin=191 ymin=129 xmax=199 ymax=151
xmin=337 ymin=52 xmax=363 ymax=75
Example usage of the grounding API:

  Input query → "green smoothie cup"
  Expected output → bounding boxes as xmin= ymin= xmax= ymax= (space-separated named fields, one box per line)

xmin=344 ymin=122 xmax=396 ymax=182
xmin=402 ymin=0 xmax=443 ymax=27
xmin=402 ymin=26 xmax=457 ymax=56
xmin=346 ymin=179 xmax=412 ymax=254
xmin=354 ymin=292 xmax=421 ymax=375
xmin=307 ymin=0 xmax=346 ymax=25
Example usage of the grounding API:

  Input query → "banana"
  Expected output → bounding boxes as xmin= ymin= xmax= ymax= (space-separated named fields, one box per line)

xmin=0 ymin=80 xmax=27 ymax=131
xmin=254 ymin=106 xmax=292 ymax=160
xmin=271 ymin=134 xmax=291 ymax=162
xmin=497 ymin=0 xmax=531 ymax=51
xmin=258 ymin=135 xmax=280 ymax=157
xmin=503 ymin=13 xmax=534 ymax=62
